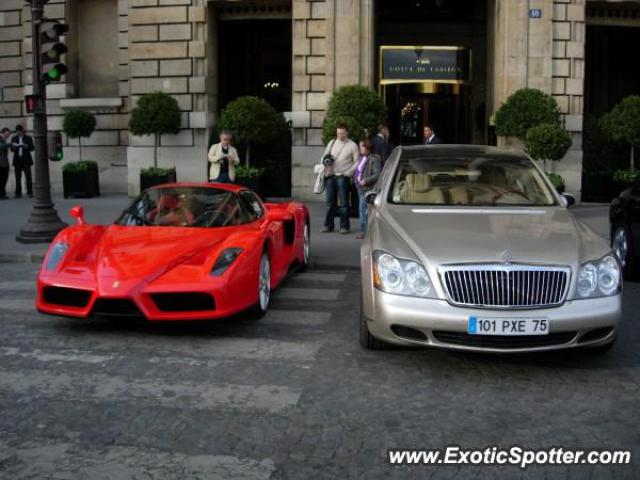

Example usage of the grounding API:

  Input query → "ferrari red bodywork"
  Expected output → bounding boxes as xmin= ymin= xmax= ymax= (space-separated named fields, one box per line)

xmin=36 ymin=183 xmax=309 ymax=321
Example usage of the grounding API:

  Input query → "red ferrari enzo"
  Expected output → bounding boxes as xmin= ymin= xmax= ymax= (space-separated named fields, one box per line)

xmin=37 ymin=183 xmax=310 ymax=321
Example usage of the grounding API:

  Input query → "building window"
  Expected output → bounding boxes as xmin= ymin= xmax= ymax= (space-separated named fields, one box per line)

xmin=68 ymin=0 xmax=119 ymax=98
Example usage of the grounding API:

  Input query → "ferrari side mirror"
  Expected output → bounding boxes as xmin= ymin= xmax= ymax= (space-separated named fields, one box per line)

xmin=69 ymin=205 xmax=86 ymax=225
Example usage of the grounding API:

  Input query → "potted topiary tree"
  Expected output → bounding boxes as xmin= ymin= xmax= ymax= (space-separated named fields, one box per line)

xmin=129 ymin=91 xmax=181 ymax=191
xmin=217 ymin=96 xmax=287 ymax=193
xmin=524 ymin=123 xmax=572 ymax=193
xmin=602 ymin=95 xmax=640 ymax=193
xmin=321 ymin=85 xmax=387 ymax=144
xmin=61 ymin=109 xmax=100 ymax=198
xmin=495 ymin=88 xmax=562 ymax=149
xmin=321 ymin=85 xmax=387 ymax=216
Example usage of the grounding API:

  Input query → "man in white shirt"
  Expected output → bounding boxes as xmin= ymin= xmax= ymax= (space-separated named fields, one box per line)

xmin=320 ymin=124 xmax=359 ymax=234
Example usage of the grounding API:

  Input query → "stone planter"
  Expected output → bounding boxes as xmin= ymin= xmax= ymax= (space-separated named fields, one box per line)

xmin=63 ymin=166 xmax=100 ymax=198
xmin=140 ymin=170 xmax=177 ymax=192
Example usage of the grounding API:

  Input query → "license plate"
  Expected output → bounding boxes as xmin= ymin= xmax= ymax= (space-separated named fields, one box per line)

xmin=468 ymin=317 xmax=549 ymax=336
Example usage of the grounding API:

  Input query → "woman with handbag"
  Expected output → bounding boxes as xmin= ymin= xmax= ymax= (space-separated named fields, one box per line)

xmin=354 ymin=139 xmax=381 ymax=239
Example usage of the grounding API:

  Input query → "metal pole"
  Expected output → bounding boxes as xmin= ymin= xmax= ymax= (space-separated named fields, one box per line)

xmin=16 ymin=0 xmax=66 ymax=243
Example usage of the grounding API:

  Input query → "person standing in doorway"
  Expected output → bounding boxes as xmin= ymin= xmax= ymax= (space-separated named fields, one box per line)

xmin=371 ymin=124 xmax=394 ymax=165
xmin=0 ymin=128 xmax=11 ymax=200
xmin=321 ymin=124 xmax=359 ymax=234
xmin=11 ymin=125 xmax=34 ymax=198
xmin=354 ymin=139 xmax=381 ymax=240
xmin=208 ymin=130 xmax=240 ymax=183
xmin=423 ymin=124 xmax=442 ymax=145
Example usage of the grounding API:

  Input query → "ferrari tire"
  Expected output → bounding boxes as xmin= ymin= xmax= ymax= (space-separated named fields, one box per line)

xmin=611 ymin=223 xmax=637 ymax=281
xmin=248 ymin=250 xmax=271 ymax=319
xmin=359 ymin=292 xmax=387 ymax=350
xmin=299 ymin=222 xmax=310 ymax=271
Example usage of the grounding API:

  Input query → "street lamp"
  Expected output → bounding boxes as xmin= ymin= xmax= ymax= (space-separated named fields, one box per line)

xmin=16 ymin=0 xmax=67 ymax=243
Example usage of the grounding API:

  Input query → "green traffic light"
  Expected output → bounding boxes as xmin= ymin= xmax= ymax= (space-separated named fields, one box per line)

xmin=48 ymin=68 xmax=60 ymax=80
xmin=56 ymin=151 xmax=63 ymax=161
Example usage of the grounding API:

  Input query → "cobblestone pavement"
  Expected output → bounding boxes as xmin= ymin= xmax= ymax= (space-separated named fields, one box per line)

xmin=0 ymin=263 xmax=639 ymax=479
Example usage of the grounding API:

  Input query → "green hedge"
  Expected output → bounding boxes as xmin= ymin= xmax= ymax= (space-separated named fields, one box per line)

xmin=62 ymin=160 xmax=97 ymax=173
xmin=140 ymin=166 xmax=176 ymax=177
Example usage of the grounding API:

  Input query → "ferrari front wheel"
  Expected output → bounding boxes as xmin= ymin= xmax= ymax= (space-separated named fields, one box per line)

xmin=300 ymin=223 xmax=310 ymax=271
xmin=249 ymin=251 xmax=271 ymax=319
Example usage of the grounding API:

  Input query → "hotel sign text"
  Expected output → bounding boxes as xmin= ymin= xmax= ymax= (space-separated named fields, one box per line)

xmin=380 ymin=47 xmax=471 ymax=84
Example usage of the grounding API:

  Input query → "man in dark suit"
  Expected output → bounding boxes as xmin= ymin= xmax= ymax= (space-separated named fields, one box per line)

xmin=423 ymin=124 xmax=443 ymax=145
xmin=11 ymin=125 xmax=34 ymax=198
xmin=371 ymin=124 xmax=394 ymax=165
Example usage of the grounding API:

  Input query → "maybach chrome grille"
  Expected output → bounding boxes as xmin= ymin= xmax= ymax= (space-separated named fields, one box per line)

xmin=439 ymin=264 xmax=571 ymax=309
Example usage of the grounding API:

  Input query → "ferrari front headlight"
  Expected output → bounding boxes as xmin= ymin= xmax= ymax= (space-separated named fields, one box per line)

xmin=211 ymin=248 xmax=243 ymax=276
xmin=373 ymin=250 xmax=434 ymax=298
xmin=45 ymin=242 xmax=69 ymax=271
xmin=577 ymin=255 xmax=621 ymax=298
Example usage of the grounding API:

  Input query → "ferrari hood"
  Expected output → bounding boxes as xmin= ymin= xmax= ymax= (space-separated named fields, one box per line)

xmin=65 ymin=226 xmax=228 ymax=287
xmin=378 ymin=205 xmax=610 ymax=268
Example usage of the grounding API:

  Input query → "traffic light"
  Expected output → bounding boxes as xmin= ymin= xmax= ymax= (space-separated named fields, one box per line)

xmin=47 ymin=131 xmax=63 ymax=161
xmin=24 ymin=95 xmax=37 ymax=114
xmin=39 ymin=20 xmax=68 ymax=83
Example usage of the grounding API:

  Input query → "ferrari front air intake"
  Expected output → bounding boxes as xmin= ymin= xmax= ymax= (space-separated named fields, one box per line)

xmin=43 ymin=286 xmax=92 ymax=308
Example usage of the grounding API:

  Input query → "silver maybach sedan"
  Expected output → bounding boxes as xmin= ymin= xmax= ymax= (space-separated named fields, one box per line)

xmin=360 ymin=145 xmax=622 ymax=353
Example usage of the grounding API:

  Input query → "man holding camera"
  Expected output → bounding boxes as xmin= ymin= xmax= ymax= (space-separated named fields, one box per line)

xmin=208 ymin=130 xmax=240 ymax=183
xmin=320 ymin=124 xmax=359 ymax=234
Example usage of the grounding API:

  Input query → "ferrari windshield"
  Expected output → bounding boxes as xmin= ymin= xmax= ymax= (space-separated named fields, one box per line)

xmin=115 ymin=187 xmax=258 ymax=227
xmin=389 ymin=154 xmax=557 ymax=206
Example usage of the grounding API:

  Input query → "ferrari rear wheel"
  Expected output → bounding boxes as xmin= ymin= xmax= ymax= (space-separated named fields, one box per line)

xmin=248 ymin=251 xmax=271 ymax=319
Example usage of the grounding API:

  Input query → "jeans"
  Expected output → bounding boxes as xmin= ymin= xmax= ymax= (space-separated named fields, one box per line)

xmin=358 ymin=190 xmax=368 ymax=234
xmin=324 ymin=175 xmax=350 ymax=230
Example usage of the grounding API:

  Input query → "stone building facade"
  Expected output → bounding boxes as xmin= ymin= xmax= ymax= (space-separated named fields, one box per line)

xmin=0 ymin=0 xmax=638 ymax=199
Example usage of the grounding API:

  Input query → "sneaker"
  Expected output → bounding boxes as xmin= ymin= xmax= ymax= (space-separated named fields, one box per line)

xmin=355 ymin=233 xmax=365 ymax=239
xmin=339 ymin=228 xmax=350 ymax=235
xmin=320 ymin=227 xmax=334 ymax=233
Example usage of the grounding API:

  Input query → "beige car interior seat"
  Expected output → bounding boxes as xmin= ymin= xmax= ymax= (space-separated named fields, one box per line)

xmin=448 ymin=185 xmax=469 ymax=205
xmin=400 ymin=173 xmax=445 ymax=204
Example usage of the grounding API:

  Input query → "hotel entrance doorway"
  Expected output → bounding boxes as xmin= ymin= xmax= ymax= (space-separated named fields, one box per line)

xmin=384 ymin=82 xmax=471 ymax=145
